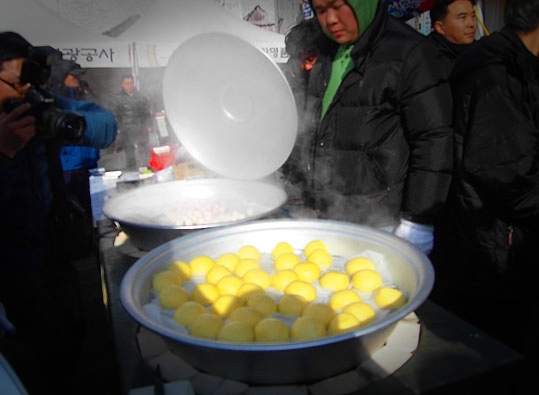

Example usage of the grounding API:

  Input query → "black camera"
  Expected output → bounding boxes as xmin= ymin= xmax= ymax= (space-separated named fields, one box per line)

xmin=21 ymin=45 xmax=63 ymax=86
xmin=3 ymin=87 xmax=86 ymax=141
xmin=2 ymin=46 xmax=86 ymax=141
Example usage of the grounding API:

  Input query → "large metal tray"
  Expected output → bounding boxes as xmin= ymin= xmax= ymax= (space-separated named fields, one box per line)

xmin=120 ymin=219 xmax=434 ymax=384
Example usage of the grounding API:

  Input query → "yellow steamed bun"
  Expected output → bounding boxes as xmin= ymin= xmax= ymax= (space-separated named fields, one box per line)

xmin=273 ymin=252 xmax=301 ymax=271
xmin=351 ymin=269 xmax=383 ymax=293
xmin=278 ymin=294 xmax=308 ymax=317
xmin=247 ymin=293 xmax=277 ymax=317
xmin=234 ymin=259 xmax=260 ymax=277
xmin=284 ymin=280 xmax=317 ymax=302
xmin=190 ymin=313 xmax=224 ymax=339
xmin=303 ymin=240 xmax=328 ymax=258
xmin=293 ymin=262 xmax=321 ymax=282
xmin=237 ymin=245 xmax=261 ymax=261
xmin=254 ymin=318 xmax=290 ymax=342
xmin=302 ymin=302 xmax=336 ymax=327
xmin=343 ymin=302 xmax=377 ymax=326
xmin=328 ymin=312 xmax=361 ymax=335
xmin=319 ymin=271 xmax=350 ymax=291
xmin=191 ymin=282 xmax=220 ymax=305
xmin=206 ymin=265 xmax=232 ymax=285
xmin=345 ymin=256 xmax=376 ymax=276
xmin=291 ymin=316 xmax=326 ymax=341
xmin=211 ymin=294 xmax=243 ymax=318
xmin=242 ymin=268 xmax=272 ymax=289
xmin=217 ymin=321 xmax=254 ymax=343
xmin=228 ymin=306 xmax=263 ymax=328
xmin=271 ymin=241 xmax=295 ymax=259
xmin=168 ymin=260 xmax=192 ymax=280
xmin=173 ymin=301 xmax=206 ymax=327
xmin=307 ymin=249 xmax=332 ymax=270
xmin=272 ymin=270 xmax=299 ymax=292
xmin=158 ymin=284 xmax=189 ymax=310
xmin=189 ymin=255 xmax=215 ymax=275
xmin=236 ymin=282 xmax=266 ymax=302
xmin=216 ymin=274 xmax=243 ymax=296
xmin=215 ymin=252 xmax=240 ymax=271
xmin=328 ymin=289 xmax=362 ymax=310
xmin=373 ymin=286 xmax=406 ymax=309
xmin=152 ymin=270 xmax=181 ymax=293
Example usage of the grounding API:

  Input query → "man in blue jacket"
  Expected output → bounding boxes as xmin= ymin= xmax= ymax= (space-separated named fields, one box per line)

xmin=50 ymin=59 xmax=117 ymax=229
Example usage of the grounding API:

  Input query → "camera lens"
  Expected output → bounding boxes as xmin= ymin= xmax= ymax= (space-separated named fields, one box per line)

xmin=42 ymin=108 xmax=86 ymax=141
xmin=58 ymin=111 xmax=86 ymax=141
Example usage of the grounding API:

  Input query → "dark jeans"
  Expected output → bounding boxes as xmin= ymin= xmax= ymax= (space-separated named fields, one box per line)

xmin=63 ymin=168 xmax=95 ymax=257
xmin=63 ymin=168 xmax=92 ymax=219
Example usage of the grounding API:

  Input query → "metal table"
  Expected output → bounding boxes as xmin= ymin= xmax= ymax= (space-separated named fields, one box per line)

xmin=96 ymin=219 xmax=525 ymax=395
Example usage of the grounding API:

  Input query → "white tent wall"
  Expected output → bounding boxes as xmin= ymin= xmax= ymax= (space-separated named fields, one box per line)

xmin=0 ymin=0 xmax=132 ymax=68
xmin=109 ymin=0 xmax=292 ymax=118
xmin=1 ymin=0 xmax=292 ymax=68
xmin=1 ymin=0 xmax=295 ymax=120
xmin=119 ymin=0 xmax=288 ymax=68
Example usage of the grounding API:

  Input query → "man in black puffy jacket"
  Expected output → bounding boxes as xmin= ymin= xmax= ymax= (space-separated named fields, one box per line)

xmin=305 ymin=0 xmax=453 ymax=255
xmin=440 ymin=0 xmax=539 ymax=364
xmin=108 ymin=74 xmax=152 ymax=170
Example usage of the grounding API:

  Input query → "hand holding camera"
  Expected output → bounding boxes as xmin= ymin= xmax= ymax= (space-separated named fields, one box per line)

xmin=0 ymin=102 xmax=35 ymax=158
xmin=1 ymin=45 xmax=86 ymax=151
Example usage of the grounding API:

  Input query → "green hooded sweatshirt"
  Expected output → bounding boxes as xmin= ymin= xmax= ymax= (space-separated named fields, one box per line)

xmin=321 ymin=0 xmax=379 ymax=118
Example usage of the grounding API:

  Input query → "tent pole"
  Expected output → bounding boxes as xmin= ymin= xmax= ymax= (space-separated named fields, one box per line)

xmin=132 ymin=42 xmax=140 ymax=87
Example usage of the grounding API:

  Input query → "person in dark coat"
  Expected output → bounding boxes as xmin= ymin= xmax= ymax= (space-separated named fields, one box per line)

xmin=305 ymin=0 xmax=453 ymax=255
xmin=281 ymin=18 xmax=337 ymax=209
xmin=0 ymin=31 xmax=116 ymax=395
xmin=427 ymin=0 xmax=477 ymax=298
xmin=108 ymin=74 xmax=152 ymax=170
xmin=49 ymin=59 xmax=117 ymax=232
xmin=428 ymin=0 xmax=477 ymax=76
xmin=439 ymin=0 xmax=539 ymax=372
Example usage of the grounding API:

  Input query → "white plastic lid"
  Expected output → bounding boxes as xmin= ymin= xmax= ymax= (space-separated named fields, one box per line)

xmin=162 ymin=32 xmax=298 ymax=180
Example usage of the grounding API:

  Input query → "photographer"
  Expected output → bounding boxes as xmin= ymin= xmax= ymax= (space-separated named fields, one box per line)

xmin=0 ymin=31 xmax=116 ymax=394
xmin=49 ymin=59 xmax=117 ymax=246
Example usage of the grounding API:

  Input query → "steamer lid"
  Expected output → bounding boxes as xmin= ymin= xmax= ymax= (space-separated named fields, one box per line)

xmin=163 ymin=32 xmax=297 ymax=180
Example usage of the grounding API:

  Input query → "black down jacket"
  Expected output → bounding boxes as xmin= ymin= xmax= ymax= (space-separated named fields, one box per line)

xmin=108 ymin=89 xmax=151 ymax=136
xmin=306 ymin=4 xmax=453 ymax=228
xmin=449 ymin=27 xmax=539 ymax=294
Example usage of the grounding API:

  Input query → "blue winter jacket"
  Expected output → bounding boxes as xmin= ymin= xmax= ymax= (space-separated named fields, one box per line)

xmin=0 ymin=98 xmax=117 ymax=272
xmin=56 ymin=97 xmax=117 ymax=171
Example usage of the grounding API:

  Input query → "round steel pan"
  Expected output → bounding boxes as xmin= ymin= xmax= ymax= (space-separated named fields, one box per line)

xmin=120 ymin=219 xmax=434 ymax=384
xmin=103 ymin=178 xmax=287 ymax=251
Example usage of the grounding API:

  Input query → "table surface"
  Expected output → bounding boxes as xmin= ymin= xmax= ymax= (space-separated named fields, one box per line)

xmin=96 ymin=219 xmax=525 ymax=395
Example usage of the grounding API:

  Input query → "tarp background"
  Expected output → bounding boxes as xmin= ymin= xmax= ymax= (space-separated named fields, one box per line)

xmin=0 ymin=0 xmax=289 ymax=110
xmin=0 ymin=0 xmax=288 ymax=68
xmin=383 ymin=0 xmax=435 ymax=20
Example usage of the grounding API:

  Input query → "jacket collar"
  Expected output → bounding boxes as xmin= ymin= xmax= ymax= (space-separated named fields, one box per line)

xmin=429 ymin=31 xmax=471 ymax=61
xmin=350 ymin=2 xmax=386 ymax=61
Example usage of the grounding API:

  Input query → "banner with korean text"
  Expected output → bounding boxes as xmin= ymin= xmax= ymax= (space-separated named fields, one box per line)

xmin=54 ymin=42 xmax=133 ymax=68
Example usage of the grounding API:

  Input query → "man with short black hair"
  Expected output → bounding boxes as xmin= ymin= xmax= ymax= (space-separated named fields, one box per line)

xmin=428 ymin=0 xmax=477 ymax=74
xmin=108 ymin=74 xmax=152 ymax=170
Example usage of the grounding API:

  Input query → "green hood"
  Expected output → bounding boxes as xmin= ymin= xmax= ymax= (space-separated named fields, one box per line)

xmin=321 ymin=0 xmax=380 ymax=118
xmin=348 ymin=0 xmax=379 ymax=37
